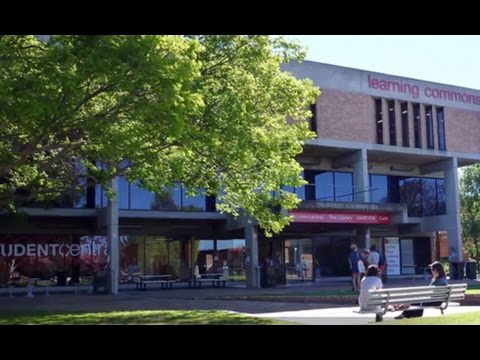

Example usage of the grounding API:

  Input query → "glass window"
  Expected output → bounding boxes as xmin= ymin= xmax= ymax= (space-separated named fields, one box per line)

xmin=425 ymin=106 xmax=434 ymax=149
xmin=370 ymin=175 xmax=388 ymax=203
xmin=334 ymin=172 xmax=353 ymax=202
xmin=130 ymin=181 xmax=155 ymax=210
xmin=388 ymin=100 xmax=396 ymax=145
xmin=401 ymin=102 xmax=409 ymax=147
xmin=295 ymin=185 xmax=306 ymax=200
xmin=144 ymin=236 xmax=169 ymax=275
xmin=196 ymin=240 xmax=215 ymax=274
xmin=182 ymin=188 xmax=206 ymax=212
xmin=402 ymin=178 xmax=422 ymax=217
xmin=375 ymin=98 xmax=383 ymax=144
xmin=422 ymin=178 xmax=437 ymax=216
xmin=72 ymin=178 xmax=88 ymax=208
xmin=95 ymin=185 xmax=107 ymax=208
xmin=309 ymin=103 xmax=317 ymax=134
xmin=216 ymin=239 xmax=246 ymax=280
xmin=413 ymin=103 xmax=421 ymax=148
xmin=315 ymin=172 xmax=334 ymax=201
xmin=436 ymin=179 xmax=446 ymax=215
xmin=118 ymin=177 xmax=130 ymax=209
xmin=437 ymin=107 xmax=446 ymax=151
xmin=119 ymin=235 xmax=142 ymax=282
xmin=153 ymin=183 xmax=182 ymax=211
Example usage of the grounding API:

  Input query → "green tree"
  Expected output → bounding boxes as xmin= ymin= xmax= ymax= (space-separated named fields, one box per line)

xmin=460 ymin=164 xmax=480 ymax=262
xmin=0 ymin=35 xmax=319 ymax=236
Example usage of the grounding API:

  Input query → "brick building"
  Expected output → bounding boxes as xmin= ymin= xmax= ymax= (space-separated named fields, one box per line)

xmin=1 ymin=60 xmax=479 ymax=290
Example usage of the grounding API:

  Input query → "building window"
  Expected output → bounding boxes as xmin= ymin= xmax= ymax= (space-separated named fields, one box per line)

xmin=369 ymin=174 xmax=388 ymax=203
xmin=375 ymin=98 xmax=383 ymax=144
xmin=401 ymin=102 xmax=409 ymax=147
xmin=437 ymin=107 xmax=446 ymax=151
xmin=399 ymin=178 xmax=422 ymax=217
xmin=398 ymin=176 xmax=446 ymax=217
xmin=422 ymin=178 xmax=437 ymax=216
xmin=388 ymin=100 xmax=396 ymax=145
xmin=304 ymin=170 xmax=353 ymax=202
xmin=425 ymin=106 xmax=434 ymax=149
xmin=334 ymin=172 xmax=353 ymax=202
xmin=309 ymin=103 xmax=317 ymax=134
xmin=436 ymin=179 xmax=446 ymax=215
xmin=413 ymin=103 xmax=421 ymax=148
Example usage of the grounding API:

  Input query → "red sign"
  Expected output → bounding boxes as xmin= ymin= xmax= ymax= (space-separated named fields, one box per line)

xmin=290 ymin=210 xmax=390 ymax=224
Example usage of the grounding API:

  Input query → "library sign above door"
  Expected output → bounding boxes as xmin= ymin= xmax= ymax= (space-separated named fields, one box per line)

xmin=290 ymin=210 xmax=391 ymax=224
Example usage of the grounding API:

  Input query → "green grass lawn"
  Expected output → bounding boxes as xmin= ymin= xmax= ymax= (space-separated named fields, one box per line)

xmin=381 ymin=311 xmax=480 ymax=325
xmin=0 ymin=310 xmax=293 ymax=325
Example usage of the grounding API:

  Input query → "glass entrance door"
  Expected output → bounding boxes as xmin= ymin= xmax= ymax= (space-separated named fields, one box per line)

xmin=284 ymin=239 xmax=313 ymax=282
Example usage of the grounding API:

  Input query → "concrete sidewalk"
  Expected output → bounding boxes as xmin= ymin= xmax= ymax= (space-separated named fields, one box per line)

xmin=247 ymin=303 xmax=480 ymax=325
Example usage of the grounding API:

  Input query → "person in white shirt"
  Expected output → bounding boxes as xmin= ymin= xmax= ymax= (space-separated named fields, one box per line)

xmin=368 ymin=245 xmax=380 ymax=266
xmin=358 ymin=265 xmax=383 ymax=311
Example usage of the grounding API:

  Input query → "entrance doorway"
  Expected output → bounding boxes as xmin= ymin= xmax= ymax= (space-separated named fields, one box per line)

xmin=284 ymin=239 xmax=313 ymax=282
xmin=313 ymin=237 xmax=351 ymax=277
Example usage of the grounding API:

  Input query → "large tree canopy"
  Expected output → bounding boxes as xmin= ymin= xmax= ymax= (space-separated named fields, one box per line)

xmin=0 ymin=35 xmax=319 ymax=235
xmin=460 ymin=165 xmax=480 ymax=262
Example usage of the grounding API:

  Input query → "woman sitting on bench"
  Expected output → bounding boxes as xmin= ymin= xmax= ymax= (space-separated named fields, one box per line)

xmin=394 ymin=261 xmax=448 ymax=320
xmin=358 ymin=265 xmax=383 ymax=311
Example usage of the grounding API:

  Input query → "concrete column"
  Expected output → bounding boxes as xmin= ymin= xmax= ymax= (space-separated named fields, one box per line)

xmin=381 ymin=99 xmax=389 ymax=145
xmin=356 ymin=226 xmax=371 ymax=250
xmin=245 ymin=223 xmax=259 ymax=288
xmin=107 ymin=178 xmax=119 ymax=295
xmin=353 ymin=149 xmax=369 ymax=203
xmin=394 ymin=100 xmax=402 ymax=146
xmin=432 ymin=106 xmax=439 ymax=150
xmin=444 ymin=158 xmax=463 ymax=262
xmin=407 ymin=102 xmax=415 ymax=148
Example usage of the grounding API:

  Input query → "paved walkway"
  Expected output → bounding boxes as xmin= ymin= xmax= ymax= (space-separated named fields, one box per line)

xmin=0 ymin=278 xmax=478 ymax=324
xmin=247 ymin=303 xmax=480 ymax=325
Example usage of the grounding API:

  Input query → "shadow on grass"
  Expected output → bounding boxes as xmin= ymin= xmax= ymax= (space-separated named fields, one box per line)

xmin=377 ymin=310 xmax=480 ymax=325
xmin=0 ymin=310 xmax=292 ymax=325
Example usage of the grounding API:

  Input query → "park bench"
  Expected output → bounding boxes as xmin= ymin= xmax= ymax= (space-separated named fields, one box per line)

xmin=188 ymin=273 xmax=228 ymax=288
xmin=134 ymin=275 xmax=176 ymax=290
xmin=73 ymin=276 xmax=94 ymax=295
xmin=356 ymin=283 xmax=467 ymax=322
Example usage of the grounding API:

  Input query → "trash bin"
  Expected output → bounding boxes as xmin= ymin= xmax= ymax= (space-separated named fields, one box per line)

xmin=266 ymin=267 xmax=276 ymax=287
xmin=93 ymin=270 xmax=108 ymax=294
xmin=56 ymin=271 xmax=67 ymax=286
xmin=466 ymin=261 xmax=477 ymax=280
xmin=458 ymin=262 xmax=465 ymax=280
xmin=449 ymin=262 xmax=458 ymax=280
xmin=260 ymin=264 xmax=268 ymax=288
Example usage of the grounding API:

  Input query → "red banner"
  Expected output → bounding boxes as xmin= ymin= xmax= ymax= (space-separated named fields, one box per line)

xmin=290 ymin=210 xmax=390 ymax=224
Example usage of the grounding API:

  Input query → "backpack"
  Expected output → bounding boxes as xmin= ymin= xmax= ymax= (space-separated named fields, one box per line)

xmin=378 ymin=252 xmax=385 ymax=267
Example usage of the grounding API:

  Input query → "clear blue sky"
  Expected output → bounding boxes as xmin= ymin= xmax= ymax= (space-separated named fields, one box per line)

xmin=286 ymin=35 xmax=480 ymax=90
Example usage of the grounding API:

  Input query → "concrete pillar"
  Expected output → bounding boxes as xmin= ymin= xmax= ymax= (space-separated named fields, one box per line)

xmin=298 ymin=241 xmax=304 ymax=263
xmin=356 ymin=226 xmax=371 ymax=250
xmin=245 ymin=223 xmax=259 ymax=288
xmin=107 ymin=178 xmax=119 ymax=295
xmin=444 ymin=158 xmax=463 ymax=262
xmin=432 ymin=106 xmax=439 ymax=150
xmin=407 ymin=102 xmax=415 ymax=148
xmin=381 ymin=99 xmax=389 ymax=145
xmin=353 ymin=149 xmax=369 ymax=203
xmin=394 ymin=100 xmax=402 ymax=146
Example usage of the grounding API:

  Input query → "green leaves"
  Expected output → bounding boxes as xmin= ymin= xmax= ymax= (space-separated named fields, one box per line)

xmin=0 ymin=35 xmax=319 ymax=236
xmin=460 ymin=165 xmax=480 ymax=262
